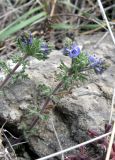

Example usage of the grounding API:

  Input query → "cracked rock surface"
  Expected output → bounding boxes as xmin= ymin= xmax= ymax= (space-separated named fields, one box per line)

xmin=0 ymin=32 xmax=115 ymax=159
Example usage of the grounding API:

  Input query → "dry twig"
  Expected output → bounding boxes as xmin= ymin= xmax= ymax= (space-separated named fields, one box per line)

xmin=50 ymin=0 xmax=57 ymax=17
xmin=51 ymin=115 xmax=64 ymax=160
xmin=105 ymin=121 xmax=115 ymax=160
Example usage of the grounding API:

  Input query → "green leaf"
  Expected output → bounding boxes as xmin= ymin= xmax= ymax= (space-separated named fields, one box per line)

xmin=0 ymin=60 xmax=10 ymax=74
xmin=80 ymin=24 xmax=101 ymax=30
xmin=59 ymin=0 xmax=79 ymax=10
xmin=0 ymin=6 xmax=47 ymax=41
xmin=52 ymin=23 xmax=76 ymax=30
xmin=0 ymin=7 xmax=43 ymax=35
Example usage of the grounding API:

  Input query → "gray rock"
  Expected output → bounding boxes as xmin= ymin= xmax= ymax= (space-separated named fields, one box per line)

xmin=26 ymin=33 xmax=115 ymax=156
xmin=0 ymin=32 xmax=114 ymax=158
xmin=26 ymin=50 xmax=71 ymax=87
xmin=56 ymin=83 xmax=111 ymax=142
xmin=29 ymin=113 xmax=76 ymax=158
xmin=0 ymin=80 xmax=37 ymax=122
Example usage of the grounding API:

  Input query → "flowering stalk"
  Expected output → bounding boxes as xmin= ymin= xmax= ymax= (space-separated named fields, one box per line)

xmin=0 ymin=32 xmax=51 ymax=90
xmin=28 ymin=62 xmax=74 ymax=130
xmin=28 ymin=65 xmax=75 ymax=131
xmin=14 ymin=80 xmax=65 ymax=142
xmin=28 ymin=40 xmax=107 ymax=131
xmin=0 ymin=32 xmax=33 ymax=90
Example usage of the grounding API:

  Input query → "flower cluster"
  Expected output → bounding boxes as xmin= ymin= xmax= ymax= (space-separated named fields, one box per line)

xmin=64 ymin=43 xmax=81 ymax=58
xmin=40 ymin=42 xmax=51 ymax=55
xmin=63 ymin=39 xmax=106 ymax=74
xmin=21 ymin=32 xmax=33 ymax=45
xmin=87 ymin=54 xmax=105 ymax=74
xmin=17 ymin=32 xmax=53 ymax=59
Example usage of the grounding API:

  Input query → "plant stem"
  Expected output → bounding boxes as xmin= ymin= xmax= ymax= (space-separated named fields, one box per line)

xmin=28 ymin=80 xmax=63 ymax=130
xmin=29 ymin=65 xmax=84 ymax=130
xmin=0 ymin=54 xmax=28 ymax=90
xmin=21 ymin=62 xmax=89 ymax=139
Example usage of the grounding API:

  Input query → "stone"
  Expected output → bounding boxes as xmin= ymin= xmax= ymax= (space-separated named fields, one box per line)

xmin=26 ymin=50 xmax=71 ymax=86
xmin=0 ymin=80 xmax=37 ymax=122
xmin=56 ymin=83 xmax=111 ymax=142
xmin=25 ymin=33 xmax=115 ymax=156
xmin=0 ymin=32 xmax=115 ymax=158
xmin=29 ymin=113 xmax=76 ymax=158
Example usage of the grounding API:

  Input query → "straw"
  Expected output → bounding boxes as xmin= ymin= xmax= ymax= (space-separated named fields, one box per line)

xmin=105 ymin=121 xmax=115 ymax=160
xmin=109 ymin=88 xmax=115 ymax=124
xmin=36 ymin=132 xmax=111 ymax=160
xmin=97 ymin=0 xmax=115 ymax=46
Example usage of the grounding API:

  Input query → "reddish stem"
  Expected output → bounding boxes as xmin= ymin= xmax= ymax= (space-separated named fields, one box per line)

xmin=28 ymin=69 xmax=73 ymax=131
xmin=28 ymin=81 xmax=63 ymax=130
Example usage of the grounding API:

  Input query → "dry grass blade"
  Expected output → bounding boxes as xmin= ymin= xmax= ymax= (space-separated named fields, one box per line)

xmin=3 ymin=133 xmax=17 ymax=159
xmin=50 ymin=0 xmax=57 ymax=17
xmin=0 ymin=1 xmax=33 ymax=19
xmin=109 ymin=88 xmax=115 ymax=124
xmin=94 ymin=30 xmax=109 ymax=48
xmin=51 ymin=116 xmax=64 ymax=160
xmin=0 ymin=121 xmax=16 ymax=160
xmin=97 ymin=0 xmax=115 ymax=45
xmin=105 ymin=121 xmax=115 ymax=160
xmin=36 ymin=132 xmax=111 ymax=160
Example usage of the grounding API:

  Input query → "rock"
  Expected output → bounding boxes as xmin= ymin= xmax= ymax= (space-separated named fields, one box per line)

xmin=26 ymin=50 xmax=71 ymax=86
xmin=29 ymin=113 xmax=76 ymax=158
xmin=0 ymin=80 xmax=37 ymax=122
xmin=96 ymin=82 xmax=113 ymax=99
xmin=7 ymin=60 xmax=23 ymax=72
xmin=0 ymin=72 xmax=5 ymax=81
xmin=56 ymin=83 xmax=111 ymax=142
xmin=0 ymin=32 xmax=115 ymax=158
xmin=26 ymin=33 xmax=115 ymax=157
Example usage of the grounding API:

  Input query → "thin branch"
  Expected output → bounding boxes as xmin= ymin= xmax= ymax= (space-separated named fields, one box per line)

xmin=94 ymin=30 xmax=109 ymax=48
xmin=77 ymin=0 xmax=86 ymax=27
xmin=51 ymin=116 xmax=64 ymax=160
xmin=97 ymin=0 xmax=115 ymax=46
xmin=3 ymin=133 xmax=17 ymax=159
xmin=3 ymin=129 xmax=19 ymax=140
xmin=1 ymin=120 xmax=7 ymax=131
xmin=36 ymin=0 xmax=42 ymax=6
xmin=0 ymin=148 xmax=13 ymax=160
xmin=0 ymin=1 xmax=33 ymax=19
xmin=105 ymin=4 xmax=115 ymax=11
xmin=72 ymin=0 xmax=78 ymax=14
xmin=0 ymin=54 xmax=28 ymax=89
xmin=50 ymin=0 xmax=57 ymax=17
xmin=105 ymin=121 xmax=115 ymax=160
xmin=11 ymin=141 xmax=27 ymax=147
xmin=28 ymin=80 xmax=63 ymax=130
xmin=109 ymin=88 xmax=115 ymax=124
xmin=6 ymin=0 xmax=19 ymax=18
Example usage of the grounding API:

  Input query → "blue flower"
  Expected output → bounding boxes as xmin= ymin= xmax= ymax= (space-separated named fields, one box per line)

xmin=63 ymin=43 xmax=81 ymax=58
xmin=40 ymin=43 xmax=50 ymax=55
xmin=63 ymin=47 xmax=70 ymax=55
xmin=21 ymin=32 xmax=33 ymax=45
xmin=88 ymin=54 xmax=105 ymax=74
